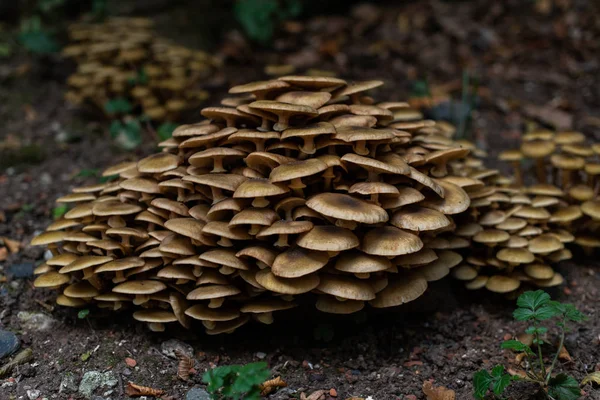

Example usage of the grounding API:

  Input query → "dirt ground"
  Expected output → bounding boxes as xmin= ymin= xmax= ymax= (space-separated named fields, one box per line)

xmin=1 ymin=1 xmax=599 ymax=399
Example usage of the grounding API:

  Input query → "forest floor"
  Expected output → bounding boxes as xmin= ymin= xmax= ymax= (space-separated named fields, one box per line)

xmin=1 ymin=1 xmax=599 ymax=399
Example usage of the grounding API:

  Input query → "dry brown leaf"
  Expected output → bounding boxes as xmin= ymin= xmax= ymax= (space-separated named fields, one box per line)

xmin=174 ymin=349 xmax=194 ymax=381
xmin=2 ymin=237 xmax=20 ymax=253
xmin=260 ymin=376 xmax=287 ymax=396
xmin=507 ymin=368 xmax=528 ymax=379
xmin=582 ymin=371 xmax=600 ymax=386
xmin=558 ymin=345 xmax=572 ymax=362
xmin=422 ymin=380 xmax=456 ymax=400
xmin=125 ymin=382 xmax=165 ymax=397
xmin=301 ymin=390 xmax=328 ymax=400
xmin=0 ymin=247 xmax=7 ymax=262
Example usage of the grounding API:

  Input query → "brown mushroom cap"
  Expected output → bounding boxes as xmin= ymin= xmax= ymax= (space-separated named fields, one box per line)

xmin=362 ymin=226 xmax=423 ymax=256
xmin=133 ymin=310 xmax=178 ymax=323
xmin=185 ymin=304 xmax=240 ymax=321
xmin=485 ymin=275 xmax=520 ymax=293
xmin=335 ymin=252 xmax=392 ymax=274
xmin=528 ymin=235 xmax=564 ymax=254
xmin=315 ymin=296 xmax=365 ymax=314
xmin=34 ymin=272 xmax=70 ymax=288
xmin=581 ymin=200 xmax=600 ymax=220
xmin=255 ymin=270 xmax=320 ymax=294
xmin=316 ymin=275 xmax=376 ymax=300
xmin=272 ymin=247 xmax=329 ymax=278
xmin=391 ymin=206 xmax=451 ymax=232
xmin=496 ymin=248 xmax=535 ymax=264
xmin=369 ymin=276 xmax=428 ymax=308
xmin=306 ymin=193 xmax=389 ymax=225
xmin=297 ymin=226 xmax=359 ymax=252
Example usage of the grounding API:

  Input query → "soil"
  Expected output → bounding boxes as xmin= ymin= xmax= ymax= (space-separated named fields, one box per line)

xmin=1 ymin=1 xmax=599 ymax=399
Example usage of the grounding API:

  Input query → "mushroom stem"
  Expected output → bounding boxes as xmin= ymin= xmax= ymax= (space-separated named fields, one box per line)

xmin=512 ymin=161 xmax=523 ymax=186
xmin=323 ymin=168 xmax=335 ymax=191
xmin=289 ymin=178 xmax=306 ymax=197
xmin=249 ymin=224 xmax=261 ymax=236
xmin=430 ymin=164 xmax=448 ymax=178
xmin=133 ymin=294 xmax=150 ymax=305
xmin=177 ymin=188 xmax=185 ymax=202
xmin=252 ymin=197 xmax=269 ymax=208
xmin=256 ymin=312 xmax=274 ymax=325
xmin=258 ymin=119 xmax=270 ymax=132
xmin=217 ymin=237 xmax=233 ymax=247
xmin=369 ymin=193 xmax=380 ymax=204
xmin=535 ymin=158 xmax=546 ymax=183
xmin=209 ymin=297 xmax=225 ymax=308
xmin=148 ymin=322 xmax=165 ymax=332
xmin=219 ymin=266 xmax=235 ymax=275
xmin=212 ymin=157 xmax=226 ymax=173
xmin=561 ymin=169 xmax=571 ymax=189
xmin=355 ymin=273 xmax=370 ymax=279
xmin=113 ymin=270 xmax=127 ymax=284
xmin=274 ymin=234 xmax=289 ymax=248
xmin=202 ymin=320 xmax=217 ymax=329
xmin=273 ymin=116 xmax=290 ymax=132
xmin=300 ymin=137 xmax=316 ymax=155
xmin=336 ymin=220 xmax=358 ymax=230
xmin=354 ymin=140 xmax=369 ymax=156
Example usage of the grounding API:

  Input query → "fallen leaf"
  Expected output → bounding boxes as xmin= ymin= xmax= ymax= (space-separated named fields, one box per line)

xmin=422 ymin=380 xmax=455 ymax=400
xmin=125 ymin=357 xmax=137 ymax=368
xmin=2 ymin=237 xmax=20 ymax=253
xmin=330 ymin=388 xmax=337 ymax=397
xmin=404 ymin=360 xmax=424 ymax=367
xmin=260 ymin=376 xmax=287 ymax=396
xmin=0 ymin=247 xmax=7 ymax=261
xmin=174 ymin=349 xmax=194 ymax=381
xmin=507 ymin=368 xmax=528 ymax=379
xmin=558 ymin=345 xmax=572 ymax=362
xmin=582 ymin=371 xmax=600 ymax=386
xmin=125 ymin=382 xmax=165 ymax=397
xmin=301 ymin=390 xmax=328 ymax=400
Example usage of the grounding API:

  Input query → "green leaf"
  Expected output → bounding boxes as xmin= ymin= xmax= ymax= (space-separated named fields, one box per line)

xmin=157 ymin=122 xmax=178 ymax=141
xmin=548 ymin=374 xmax=581 ymax=400
xmin=501 ymin=340 xmax=532 ymax=354
xmin=525 ymin=326 xmax=548 ymax=335
xmin=517 ymin=290 xmax=551 ymax=310
xmin=80 ymin=351 xmax=91 ymax=361
xmin=78 ymin=309 xmax=90 ymax=319
xmin=104 ymin=98 xmax=133 ymax=115
xmin=491 ymin=365 xmax=505 ymax=378
xmin=99 ymin=174 xmax=118 ymax=183
xmin=492 ymin=373 xmax=512 ymax=396
xmin=18 ymin=30 xmax=60 ymax=54
xmin=473 ymin=369 xmax=493 ymax=400
xmin=52 ymin=204 xmax=69 ymax=219
xmin=110 ymin=120 xmax=142 ymax=150
xmin=536 ymin=304 xmax=561 ymax=320
xmin=550 ymin=302 xmax=587 ymax=323
xmin=513 ymin=307 xmax=535 ymax=321
xmin=76 ymin=168 xmax=99 ymax=178
xmin=234 ymin=0 xmax=279 ymax=45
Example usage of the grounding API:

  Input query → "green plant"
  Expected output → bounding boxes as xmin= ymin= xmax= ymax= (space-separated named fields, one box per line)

xmin=202 ymin=362 xmax=270 ymax=400
xmin=234 ymin=0 xmax=302 ymax=45
xmin=473 ymin=290 xmax=586 ymax=400
xmin=157 ymin=122 xmax=178 ymax=141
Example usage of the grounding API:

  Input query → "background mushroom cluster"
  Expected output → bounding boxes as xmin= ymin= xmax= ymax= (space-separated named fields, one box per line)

xmin=62 ymin=17 xmax=220 ymax=122
xmin=447 ymin=148 xmax=573 ymax=295
xmin=31 ymin=76 xmax=484 ymax=333
xmin=499 ymin=130 xmax=600 ymax=254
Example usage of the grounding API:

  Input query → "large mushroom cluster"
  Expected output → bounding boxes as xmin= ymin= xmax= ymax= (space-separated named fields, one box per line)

xmin=31 ymin=76 xmax=479 ymax=333
xmin=447 ymin=146 xmax=573 ymax=294
xmin=62 ymin=17 xmax=219 ymax=122
xmin=499 ymin=130 xmax=600 ymax=253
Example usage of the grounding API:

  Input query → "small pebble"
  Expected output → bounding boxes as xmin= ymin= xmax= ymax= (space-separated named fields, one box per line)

xmin=255 ymin=352 xmax=266 ymax=359
xmin=125 ymin=357 xmax=137 ymax=367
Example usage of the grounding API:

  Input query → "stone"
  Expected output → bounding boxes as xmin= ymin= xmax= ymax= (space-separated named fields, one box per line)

xmin=161 ymin=339 xmax=193 ymax=359
xmin=60 ymin=373 xmax=79 ymax=393
xmin=26 ymin=389 xmax=41 ymax=400
xmin=78 ymin=371 xmax=118 ymax=399
xmin=255 ymin=352 xmax=266 ymax=359
xmin=7 ymin=263 xmax=34 ymax=278
xmin=185 ymin=387 xmax=211 ymax=400
xmin=17 ymin=311 xmax=55 ymax=331
xmin=0 ymin=329 xmax=19 ymax=359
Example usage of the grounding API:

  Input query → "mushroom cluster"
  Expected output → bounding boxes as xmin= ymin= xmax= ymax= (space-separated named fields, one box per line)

xmin=62 ymin=17 xmax=220 ymax=121
xmin=31 ymin=76 xmax=477 ymax=333
xmin=499 ymin=130 xmax=600 ymax=253
xmin=447 ymin=147 xmax=573 ymax=294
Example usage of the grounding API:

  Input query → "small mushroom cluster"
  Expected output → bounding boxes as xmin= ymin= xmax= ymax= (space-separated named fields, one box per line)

xmin=499 ymin=130 xmax=600 ymax=253
xmin=447 ymin=147 xmax=573 ymax=294
xmin=32 ymin=76 xmax=477 ymax=333
xmin=62 ymin=17 xmax=220 ymax=121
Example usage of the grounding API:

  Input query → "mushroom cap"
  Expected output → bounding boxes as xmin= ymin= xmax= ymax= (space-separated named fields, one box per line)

xmin=341 ymin=153 xmax=409 ymax=175
xmin=349 ymin=182 xmax=399 ymax=196
xmin=164 ymin=218 xmax=206 ymax=241
xmin=34 ymin=272 xmax=70 ymax=288
xmin=56 ymin=294 xmax=87 ymax=307
xmin=133 ymin=310 xmax=178 ymax=323
xmin=485 ymin=275 xmax=520 ymax=293
xmin=270 ymin=159 xmax=328 ymax=182
xmin=233 ymin=178 xmax=289 ymax=198
xmin=335 ymin=252 xmax=392 ymax=274
xmin=59 ymin=255 xmax=114 ymax=273
xmin=369 ymin=276 xmax=428 ymax=308
xmin=568 ymin=185 xmax=594 ymax=202
xmin=272 ymin=247 xmax=329 ymax=278
xmin=92 ymin=200 xmax=143 ymax=216
xmin=420 ymin=180 xmax=470 ymax=215
xmin=256 ymin=220 xmax=313 ymax=237
xmin=394 ymin=248 xmax=438 ymax=268
xmin=361 ymin=226 xmax=423 ymax=256
xmin=316 ymin=275 xmax=376 ymax=300
xmin=297 ymin=225 xmax=359 ymax=252
xmin=524 ymin=264 xmax=555 ymax=280
xmin=473 ymin=229 xmax=510 ymax=245
xmin=205 ymin=315 xmax=251 ymax=335
xmin=528 ymin=234 xmax=564 ymax=254
xmin=255 ymin=270 xmax=320 ymax=295
xmin=581 ymin=200 xmax=600 ymax=220
xmin=452 ymin=265 xmax=478 ymax=281
xmin=550 ymin=154 xmax=585 ymax=170
xmin=95 ymin=257 xmax=144 ymax=273
xmin=200 ymin=248 xmax=249 ymax=270
xmin=275 ymin=91 xmax=332 ymax=109
xmin=534 ymin=273 xmax=564 ymax=288
xmin=278 ymin=75 xmax=346 ymax=89
xmin=183 ymin=173 xmax=247 ymax=192
xmin=549 ymin=206 xmax=583 ymax=223
xmin=465 ymin=276 xmax=489 ymax=290
xmin=113 ymin=280 xmax=166 ymax=295
xmin=229 ymin=207 xmax=279 ymax=227
xmin=31 ymin=231 xmax=68 ymax=246
xmin=520 ymin=140 xmax=555 ymax=158
xmin=64 ymin=281 xmax=100 ymax=298
xmin=187 ymin=284 xmax=241 ymax=300
xmin=418 ymin=250 xmax=462 ymax=281
xmin=315 ymin=296 xmax=364 ymax=314
xmin=248 ymin=100 xmax=317 ymax=117
xmin=137 ymin=152 xmax=179 ymax=173
xmin=496 ymin=248 xmax=535 ymax=264
xmin=391 ymin=206 xmax=451 ymax=232
xmin=334 ymin=126 xmax=396 ymax=143
xmin=554 ymin=131 xmax=585 ymax=144
xmin=185 ymin=304 xmax=240 ymax=321
xmin=236 ymin=246 xmax=277 ymax=267
xmin=46 ymin=253 xmax=78 ymax=267
xmin=498 ymin=149 xmax=523 ymax=161
xmin=240 ymin=298 xmax=297 ymax=313
xmin=527 ymin=184 xmax=564 ymax=197
xmin=229 ymin=79 xmax=290 ymax=95
xmin=306 ymin=193 xmax=389 ymax=224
